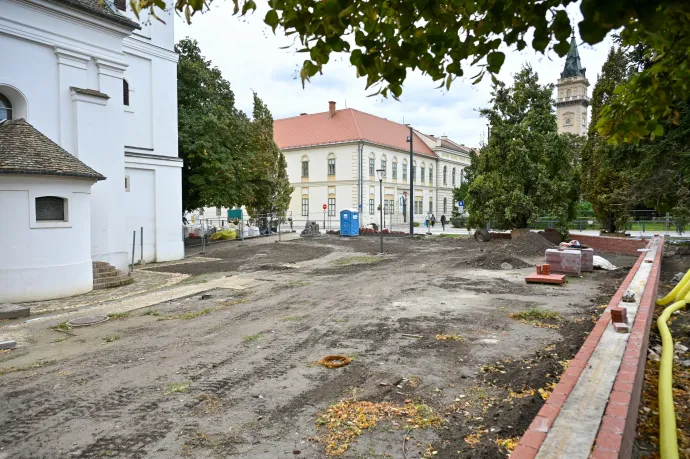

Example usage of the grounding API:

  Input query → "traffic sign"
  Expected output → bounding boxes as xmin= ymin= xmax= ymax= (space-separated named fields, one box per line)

xmin=322 ymin=204 xmax=327 ymax=210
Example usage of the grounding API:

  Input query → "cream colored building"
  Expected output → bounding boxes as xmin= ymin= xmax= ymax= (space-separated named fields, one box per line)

xmin=274 ymin=102 xmax=472 ymax=229
xmin=556 ymin=35 xmax=590 ymax=135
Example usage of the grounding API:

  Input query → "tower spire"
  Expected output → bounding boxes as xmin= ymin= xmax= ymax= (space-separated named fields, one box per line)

xmin=561 ymin=34 xmax=586 ymax=79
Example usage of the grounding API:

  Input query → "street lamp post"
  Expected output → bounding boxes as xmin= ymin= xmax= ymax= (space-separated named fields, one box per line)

xmin=376 ymin=168 xmax=385 ymax=254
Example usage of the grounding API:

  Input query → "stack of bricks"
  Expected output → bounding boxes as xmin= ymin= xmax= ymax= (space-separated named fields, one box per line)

xmin=610 ymin=306 xmax=629 ymax=333
xmin=581 ymin=248 xmax=594 ymax=272
xmin=545 ymin=249 xmax=582 ymax=276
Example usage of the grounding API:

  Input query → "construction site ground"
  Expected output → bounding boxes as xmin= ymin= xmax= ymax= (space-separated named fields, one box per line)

xmin=0 ymin=234 xmax=636 ymax=459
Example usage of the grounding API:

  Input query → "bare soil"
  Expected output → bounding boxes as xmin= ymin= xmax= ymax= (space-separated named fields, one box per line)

xmin=0 ymin=235 xmax=636 ymax=459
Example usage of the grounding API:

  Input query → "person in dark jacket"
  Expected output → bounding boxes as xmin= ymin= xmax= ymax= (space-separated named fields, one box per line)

xmin=440 ymin=214 xmax=446 ymax=231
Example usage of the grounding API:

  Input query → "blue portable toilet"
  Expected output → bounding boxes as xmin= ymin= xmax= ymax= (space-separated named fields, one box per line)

xmin=340 ymin=210 xmax=359 ymax=236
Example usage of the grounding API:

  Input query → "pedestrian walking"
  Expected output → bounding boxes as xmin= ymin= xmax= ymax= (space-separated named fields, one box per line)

xmin=440 ymin=214 xmax=446 ymax=231
xmin=431 ymin=214 xmax=436 ymax=228
xmin=425 ymin=214 xmax=430 ymax=228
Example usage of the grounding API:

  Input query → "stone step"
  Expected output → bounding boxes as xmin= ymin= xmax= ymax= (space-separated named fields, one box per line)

xmin=92 ymin=261 xmax=111 ymax=268
xmin=93 ymin=271 xmax=121 ymax=280
xmin=93 ymin=274 xmax=133 ymax=290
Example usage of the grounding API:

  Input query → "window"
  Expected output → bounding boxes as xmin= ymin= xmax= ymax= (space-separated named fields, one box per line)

xmin=0 ymin=94 xmax=12 ymax=121
xmin=114 ymin=0 xmax=126 ymax=11
xmin=403 ymin=163 xmax=408 ymax=181
xmin=383 ymin=200 xmax=388 ymax=215
xmin=388 ymin=199 xmax=394 ymax=215
xmin=328 ymin=198 xmax=336 ymax=216
xmin=199 ymin=208 xmax=204 ymax=216
xmin=421 ymin=166 xmax=425 ymax=183
xmin=392 ymin=162 xmax=397 ymax=179
xmin=369 ymin=199 xmax=375 ymax=215
xmin=443 ymin=166 xmax=447 ymax=185
xmin=429 ymin=200 xmax=433 ymax=214
xmin=381 ymin=159 xmax=386 ymax=177
xmin=443 ymin=197 xmax=447 ymax=213
xmin=123 ymin=79 xmax=130 ymax=106
xmin=429 ymin=166 xmax=433 ymax=185
xmin=566 ymin=89 xmax=571 ymax=98
xmin=35 ymin=196 xmax=66 ymax=221
xmin=125 ymin=175 xmax=131 ymax=192
xmin=301 ymin=198 xmax=309 ymax=216
xmin=216 ymin=206 xmax=222 ymax=217
xmin=369 ymin=157 xmax=375 ymax=176
xmin=452 ymin=168 xmax=456 ymax=187
xmin=328 ymin=158 xmax=335 ymax=176
xmin=302 ymin=160 xmax=309 ymax=178
xmin=460 ymin=168 xmax=465 ymax=185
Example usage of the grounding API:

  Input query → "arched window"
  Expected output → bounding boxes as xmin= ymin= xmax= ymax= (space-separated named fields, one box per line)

xmin=392 ymin=158 xmax=398 ymax=179
xmin=402 ymin=160 xmax=408 ymax=181
xmin=369 ymin=153 xmax=375 ymax=176
xmin=460 ymin=168 xmax=465 ymax=184
xmin=566 ymin=89 xmax=571 ymax=98
xmin=123 ymin=79 xmax=130 ymax=106
xmin=429 ymin=165 xmax=433 ymax=185
xmin=452 ymin=168 xmax=456 ymax=187
xmin=420 ymin=162 xmax=425 ymax=183
xmin=0 ymin=93 xmax=12 ymax=121
xmin=443 ymin=197 xmax=447 ymax=213
xmin=380 ymin=154 xmax=387 ymax=177
xmin=443 ymin=166 xmax=447 ymax=185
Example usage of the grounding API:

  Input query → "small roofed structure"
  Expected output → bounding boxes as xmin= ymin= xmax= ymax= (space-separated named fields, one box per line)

xmin=0 ymin=119 xmax=105 ymax=303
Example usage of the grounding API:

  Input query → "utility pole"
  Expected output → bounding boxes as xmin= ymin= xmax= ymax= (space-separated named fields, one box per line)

xmin=407 ymin=125 xmax=414 ymax=235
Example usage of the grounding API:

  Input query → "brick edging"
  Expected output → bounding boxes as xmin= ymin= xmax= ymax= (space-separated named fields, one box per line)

xmin=590 ymin=238 xmax=663 ymax=459
xmin=510 ymin=242 xmax=653 ymax=459
xmin=571 ymin=235 xmax=649 ymax=256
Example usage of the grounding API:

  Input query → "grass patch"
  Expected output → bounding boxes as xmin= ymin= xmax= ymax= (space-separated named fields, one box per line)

xmin=179 ymin=276 xmax=209 ymax=285
xmin=283 ymin=280 xmax=311 ymax=288
xmin=107 ymin=312 xmax=129 ymax=320
xmin=437 ymin=234 xmax=467 ymax=239
xmin=331 ymin=256 xmax=382 ymax=266
xmin=509 ymin=307 xmax=562 ymax=329
xmin=161 ymin=308 xmax=212 ymax=321
xmin=315 ymin=399 xmax=443 ymax=456
xmin=52 ymin=336 xmax=68 ymax=343
xmin=165 ymin=382 xmax=190 ymax=395
xmin=243 ymin=333 xmax=263 ymax=342
xmin=0 ymin=359 xmax=56 ymax=377
xmin=280 ymin=315 xmax=305 ymax=322
xmin=50 ymin=321 xmax=72 ymax=332
xmin=103 ymin=335 xmax=120 ymax=343
xmin=435 ymin=334 xmax=464 ymax=341
xmin=141 ymin=309 xmax=161 ymax=316
xmin=197 ymin=393 xmax=224 ymax=414
xmin=215 ymin=298 xmax=250 ymax=310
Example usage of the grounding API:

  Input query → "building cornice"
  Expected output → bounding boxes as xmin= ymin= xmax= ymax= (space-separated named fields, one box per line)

xmin=123 ymin=37 xmax=179 ymax=63
xmin=280 ymin=139 xmax=437 ymax=159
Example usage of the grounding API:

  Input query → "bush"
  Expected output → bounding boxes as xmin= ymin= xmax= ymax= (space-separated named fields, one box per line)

xmin=450 ymin=217 xmax=465 ymax=228
xmin=210 ymin=230 xmax=236 ymax=241
xmin=413 ymin=222 xmax=420 ymax=227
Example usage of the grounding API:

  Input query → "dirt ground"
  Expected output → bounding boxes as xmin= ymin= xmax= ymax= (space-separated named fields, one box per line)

xmin=0 ymin=234 xmax=636 ymax=459
xmin=635 ymin=244 xmax=690 ymax=459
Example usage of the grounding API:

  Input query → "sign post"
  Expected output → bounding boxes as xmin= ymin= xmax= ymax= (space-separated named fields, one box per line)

xmin=457 ymin=200 xmax=464 ymax=214
xmin=323 ymin=203 xmax=327 ymax=231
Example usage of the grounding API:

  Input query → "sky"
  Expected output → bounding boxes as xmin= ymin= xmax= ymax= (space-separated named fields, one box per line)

xmin=174 ymin=2 xmax=617 ymax=147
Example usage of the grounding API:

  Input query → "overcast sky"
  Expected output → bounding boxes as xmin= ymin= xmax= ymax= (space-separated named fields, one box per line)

xmin=174 ymin=3 xmax=616 ymax=147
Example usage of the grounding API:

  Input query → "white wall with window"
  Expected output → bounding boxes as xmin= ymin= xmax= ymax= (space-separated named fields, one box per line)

xmin=0 ymin=176 xmax=98 ymax=302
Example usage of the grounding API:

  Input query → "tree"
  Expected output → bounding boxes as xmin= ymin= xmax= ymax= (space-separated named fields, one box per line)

xmin=465 ymin=65 xmax=579 ymax=234
xmin=581 ymin=47 xmax=635 ymax=233
xmin=244 ymin=93 xmax=294 ymax=217
xmin=177 ymin=38 xmax=251 ymax=214
xmin=136 ymin=0 xmax=690 ymax=143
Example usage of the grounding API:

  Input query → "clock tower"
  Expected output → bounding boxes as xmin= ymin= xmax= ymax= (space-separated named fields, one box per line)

xmin=556 ymin=34 xmax=590 ymax=135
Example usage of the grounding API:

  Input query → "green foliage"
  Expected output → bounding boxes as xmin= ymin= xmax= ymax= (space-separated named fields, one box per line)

xmin=466 ymin=65 xmax=579 ymax=234
xmin=575 ymin=200 xmax=594 ymax=218
xmin=137 ymin=0 xmax=690 ymax=144
xmin=176 ymin=39 xmax=291 ymax=217
xmin=581 ymin=47 xmax=636 ymax=233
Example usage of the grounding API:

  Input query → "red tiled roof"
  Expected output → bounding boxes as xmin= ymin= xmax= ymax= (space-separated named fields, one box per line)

xmin=274 ymin=108 xmax=436 ymax=157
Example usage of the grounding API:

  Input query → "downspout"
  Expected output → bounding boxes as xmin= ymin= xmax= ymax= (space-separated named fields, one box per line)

xmin=357 ymin=142 xmax=363 ymax=227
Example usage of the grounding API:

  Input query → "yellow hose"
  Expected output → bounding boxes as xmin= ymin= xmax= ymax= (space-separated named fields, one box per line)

xmin=657 ymin=269 xmax=690 ymax=306
xmin=655 ymin=268 xmax=690 ymax=459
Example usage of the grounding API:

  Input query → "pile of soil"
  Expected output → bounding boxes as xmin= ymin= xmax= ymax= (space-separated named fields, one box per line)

xmin=500 ymin=232 xmax=557 ymax=257
xmin=459 ymin=233 xmax=554 ymax=270
xmin=466 ymin=253 xmax=531 ymax=270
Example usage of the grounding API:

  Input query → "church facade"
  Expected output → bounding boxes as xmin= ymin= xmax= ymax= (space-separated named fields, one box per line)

xmin=0 ymin=0 xmax=183 ymax=302
xmin=556 ymin=35 xmax=590 ymax=135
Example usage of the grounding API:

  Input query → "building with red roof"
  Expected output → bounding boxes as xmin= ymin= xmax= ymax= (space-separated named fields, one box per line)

xmin=274 ymin=101 xmax=472 ymax=228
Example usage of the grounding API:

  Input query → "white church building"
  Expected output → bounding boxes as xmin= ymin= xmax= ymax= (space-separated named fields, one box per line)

xmin=0 ymin=0 xmax=183 ymax=302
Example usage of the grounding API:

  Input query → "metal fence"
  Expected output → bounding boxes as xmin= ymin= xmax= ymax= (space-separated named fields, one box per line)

xmin=530 ymin=216 xmax=686 ymax=236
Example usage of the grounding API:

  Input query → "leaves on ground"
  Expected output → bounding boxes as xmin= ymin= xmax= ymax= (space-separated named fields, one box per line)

xmin=435 ymin=334 xmax=464 ymax=341
xmin=165 ymin=382 xmax=190 ymax=395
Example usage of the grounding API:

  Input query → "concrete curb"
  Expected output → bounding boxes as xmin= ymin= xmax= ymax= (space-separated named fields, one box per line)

xmin=510 ymin=237 xmax=662 ymax=459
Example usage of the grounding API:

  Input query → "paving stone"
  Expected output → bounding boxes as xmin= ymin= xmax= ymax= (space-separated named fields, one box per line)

xmin=0 ymin=303 xmax=30 ymax=320
xmin=0 ymin=340 xmax=17 ymax=350
xmin=525 ymin=273 xmax=566 ymax=285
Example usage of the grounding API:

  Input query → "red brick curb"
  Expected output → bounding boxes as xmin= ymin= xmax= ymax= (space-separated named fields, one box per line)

xmin=590 ymin=238 xmax=663 ymax=459
xmin=510 ymin=240 xmax=657 ymax=459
